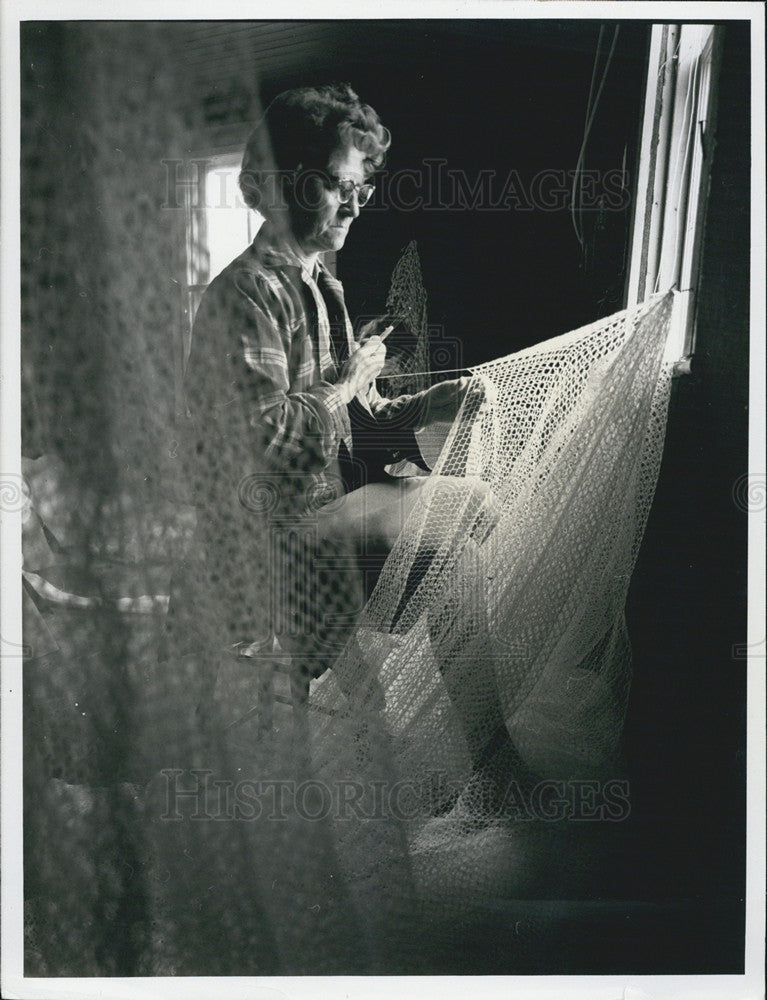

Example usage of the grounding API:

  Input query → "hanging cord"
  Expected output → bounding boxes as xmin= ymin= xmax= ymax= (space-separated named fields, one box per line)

xmin=572 ymin=24 xmax=603 ymax=254
xmin=571 ymin=25 xmax=620 ymax=258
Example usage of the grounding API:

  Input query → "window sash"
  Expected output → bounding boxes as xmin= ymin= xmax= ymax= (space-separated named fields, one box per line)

xmin=625 ymin=23 xmax=723 ymax=368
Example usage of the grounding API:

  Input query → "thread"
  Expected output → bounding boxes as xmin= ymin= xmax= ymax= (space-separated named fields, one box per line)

xmin=378 ymin=366 xmax=472 ymax=380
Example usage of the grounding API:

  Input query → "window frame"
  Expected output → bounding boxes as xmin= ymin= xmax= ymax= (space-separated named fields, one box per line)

xmin=625 ymin=23 xmax=724 ymax=370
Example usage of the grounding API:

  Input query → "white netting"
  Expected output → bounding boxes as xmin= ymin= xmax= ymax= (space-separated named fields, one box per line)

xmin=308 ymin=290 xmax=675 ymax=900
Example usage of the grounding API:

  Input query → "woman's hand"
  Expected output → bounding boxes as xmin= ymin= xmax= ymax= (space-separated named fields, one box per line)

xmin=357 ymin=316 xmax=396 ymax=341
xmin=336 ymin=335 xmax=387 ymax=404
xmin=418 ymin=376 xmax=473 ymax=427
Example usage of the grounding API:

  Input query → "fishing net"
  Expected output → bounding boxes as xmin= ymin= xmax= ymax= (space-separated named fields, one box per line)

xmin=306 ymin=289 xmax=675 ymax=902
xmin=377 ymin=240 xmax=432 ymax=397
xmin=18 ymin=20 xmax=678 ymax=980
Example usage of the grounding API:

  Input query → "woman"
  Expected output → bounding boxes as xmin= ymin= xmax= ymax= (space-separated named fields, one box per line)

xmin=168 ymin=84 xmax=471 ymax=702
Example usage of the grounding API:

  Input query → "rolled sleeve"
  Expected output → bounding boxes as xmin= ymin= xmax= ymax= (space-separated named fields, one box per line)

xmin=351 ymin=384 xmax=431 ymax=470
xmin=365 ymin=382 xmax=430 ymax=430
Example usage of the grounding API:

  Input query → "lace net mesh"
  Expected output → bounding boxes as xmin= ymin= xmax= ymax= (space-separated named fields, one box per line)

xmin=309 ymin=291 xmax=674 ymax=893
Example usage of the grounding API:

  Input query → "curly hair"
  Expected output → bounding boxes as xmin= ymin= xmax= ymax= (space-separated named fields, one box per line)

xmin=239 ymin=83 xmax=391 ymax=211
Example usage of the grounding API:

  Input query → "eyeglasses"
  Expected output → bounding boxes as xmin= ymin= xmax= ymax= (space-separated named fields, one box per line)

xmin=327 ymin=175 xmax=375 ymax=207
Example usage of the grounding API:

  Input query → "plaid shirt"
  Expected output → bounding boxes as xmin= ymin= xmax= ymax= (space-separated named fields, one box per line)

xmin=187 ymin=224 xmax=427 ymax=515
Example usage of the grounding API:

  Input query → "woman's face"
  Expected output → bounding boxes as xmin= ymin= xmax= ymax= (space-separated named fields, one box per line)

xmin=290 ymin=143 xmax=368 ymax=257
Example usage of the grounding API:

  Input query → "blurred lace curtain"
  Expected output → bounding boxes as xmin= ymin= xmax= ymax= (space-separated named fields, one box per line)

xmin=20 ymin=22 xmax=443 ymax=974
xmin=22 ymin=22 xmax=274 ymax=975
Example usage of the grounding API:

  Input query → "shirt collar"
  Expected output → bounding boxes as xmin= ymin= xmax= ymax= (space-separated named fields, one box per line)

xmin=252 ymin=222 xmax=328 ymax=284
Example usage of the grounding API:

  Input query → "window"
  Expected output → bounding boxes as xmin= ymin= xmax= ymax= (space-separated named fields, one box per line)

xmin=625 ymin=24 xmax=723 ymax=369
xmin=183 ymin=153 xmax=261 ymax=365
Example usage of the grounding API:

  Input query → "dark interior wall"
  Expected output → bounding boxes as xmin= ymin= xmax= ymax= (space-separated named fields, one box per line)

xmin=622 ymin=22 xmax=749 ymax=960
